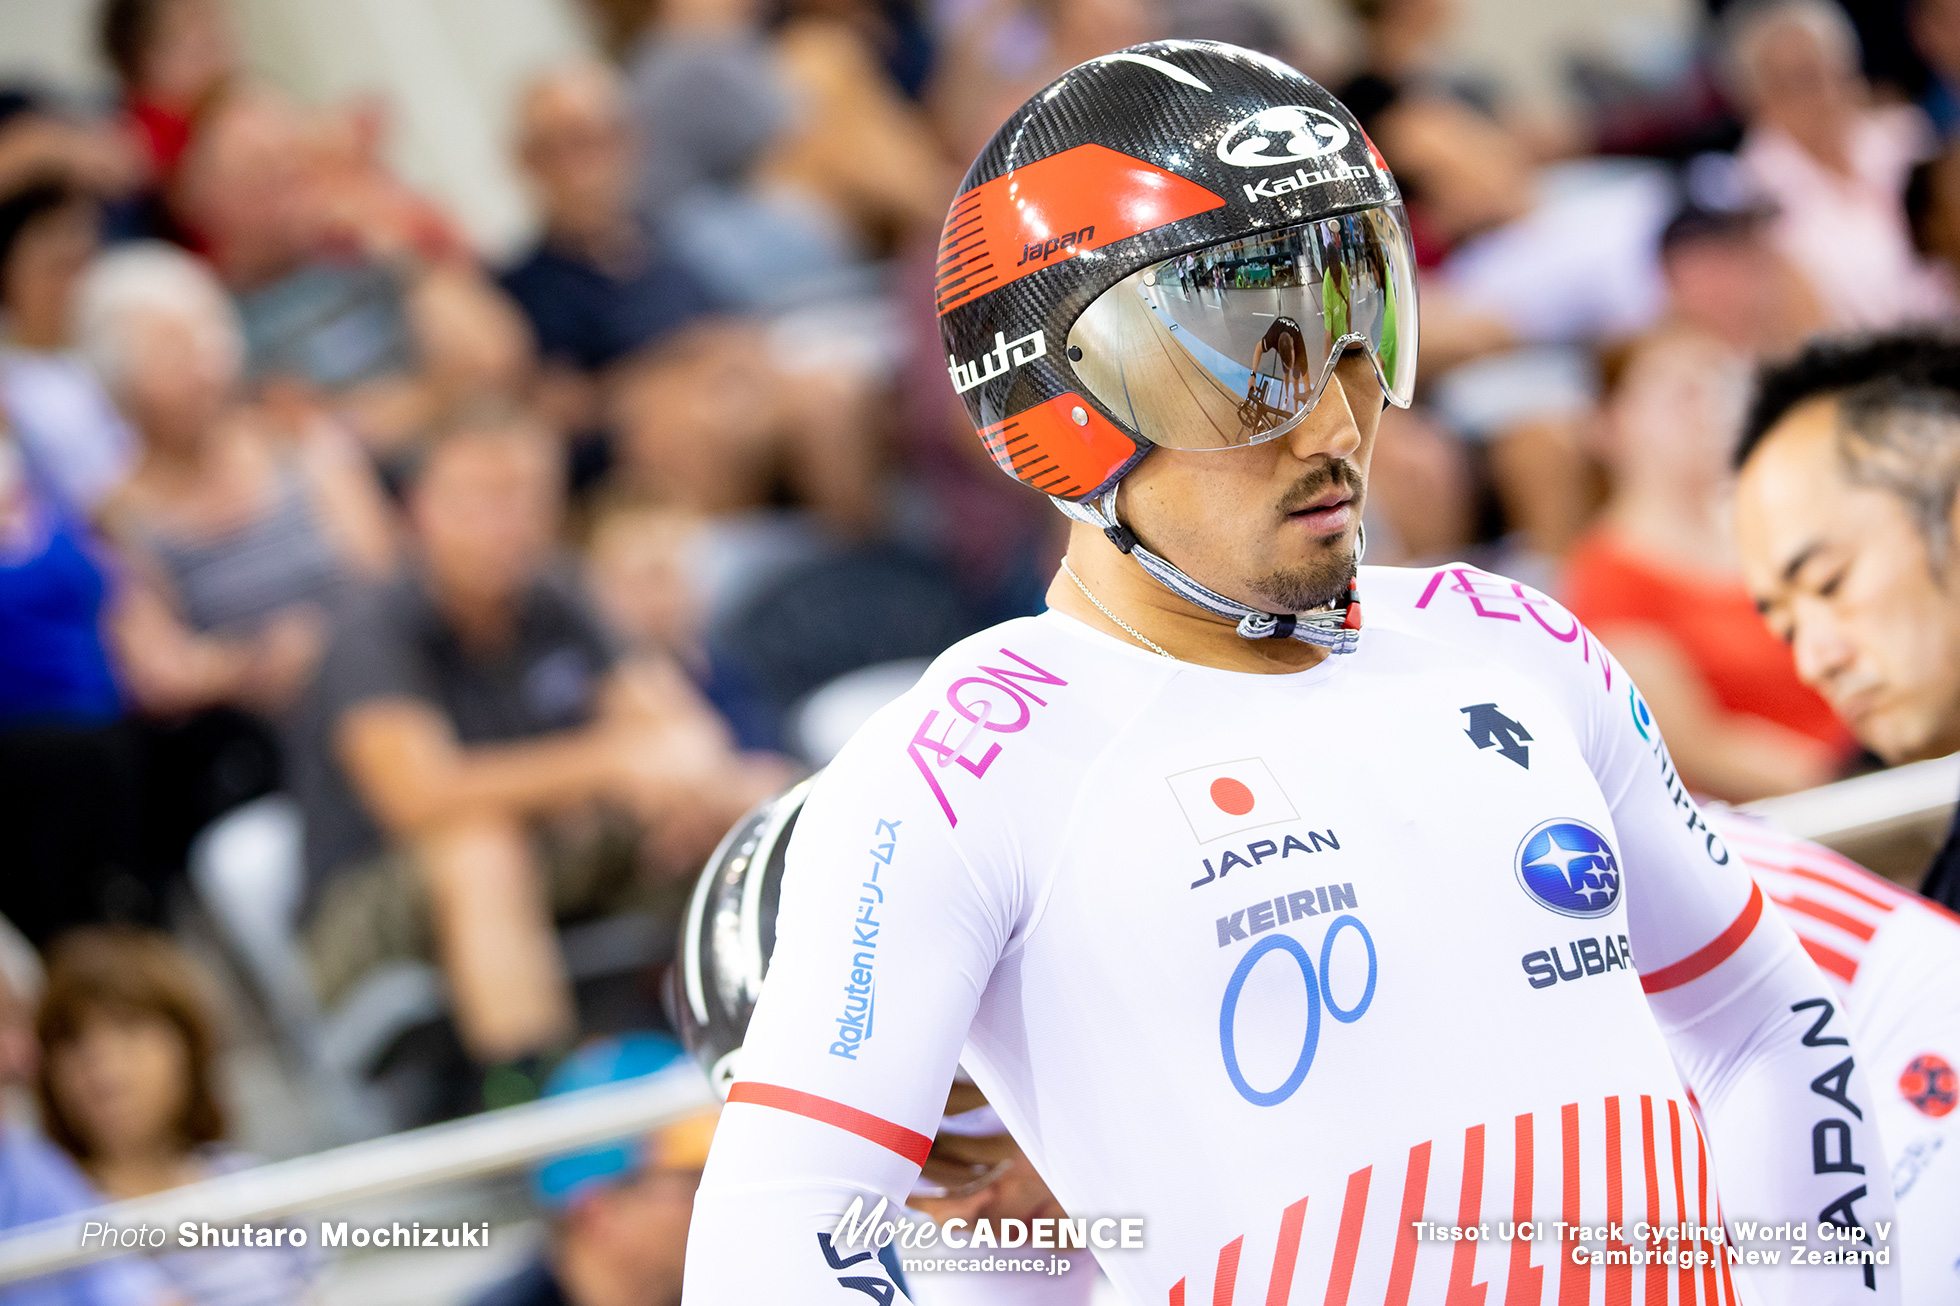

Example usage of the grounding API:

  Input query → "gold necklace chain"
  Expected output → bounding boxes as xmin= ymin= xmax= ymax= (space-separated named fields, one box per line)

xmin=1060 ymin=560 xmax=1175 ymax=660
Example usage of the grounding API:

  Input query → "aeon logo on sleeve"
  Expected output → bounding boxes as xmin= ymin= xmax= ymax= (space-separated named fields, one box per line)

xmin=1515 ymin=819 xmax=1621 ymax=919
xmin=1166 ymin=758 xmax=1298 ymax=844
xmin=1216 ymin=106 xmax=1350 ymax=168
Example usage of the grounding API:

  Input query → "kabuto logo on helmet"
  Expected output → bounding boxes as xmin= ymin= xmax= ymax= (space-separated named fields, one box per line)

xmin=1216 ymin=106 xmax=1350 ymax=168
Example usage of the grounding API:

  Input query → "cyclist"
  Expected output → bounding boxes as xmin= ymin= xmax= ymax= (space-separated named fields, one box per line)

xmin=683 ymin=41 xmax=1897 ymax=1305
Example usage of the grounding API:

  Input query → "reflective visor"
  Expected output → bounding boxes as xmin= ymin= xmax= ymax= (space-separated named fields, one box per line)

xmin=1065 ymin=203 xmax=1418 ymax=450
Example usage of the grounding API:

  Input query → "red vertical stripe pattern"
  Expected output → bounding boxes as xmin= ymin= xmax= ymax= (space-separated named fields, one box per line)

xmin=1384 ymin=1142 xmax=1432 ymax=1306
xmin=1668 ymin=1100 xmax=1696 ymax=1306
xmin=1641 ymin=1097 xmax=1665 ymax=1306
xmin=1214 ymin=1236 xmax=1244 ymax=1306
xmin=1265 ymin=1198 xmax=1308 ymax=1306
xmin=1604 ymin=1097 xmax=1632 ymax=1306
xmin=1505 ymin=1113 xmax=1543 ymax=1306
xmin=1447 ymin=1124 xmax=1490 ymax=1306
xmin=1559 ymin=1103 xmax=1588 ymax=1306
xmin=1323 ymin=1167 xmax=1372 ymax=1306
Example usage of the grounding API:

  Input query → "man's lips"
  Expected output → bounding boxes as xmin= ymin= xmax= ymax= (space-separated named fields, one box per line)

xmin=1286 ymin=490 xmax=1355 ymax=535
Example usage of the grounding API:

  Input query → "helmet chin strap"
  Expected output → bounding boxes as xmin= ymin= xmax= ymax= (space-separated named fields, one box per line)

xmin=1055 ymin=485 xmax=1364 ymax=655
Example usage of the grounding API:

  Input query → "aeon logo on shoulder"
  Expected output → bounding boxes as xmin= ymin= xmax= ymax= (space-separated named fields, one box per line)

xmin=1216 ymin=106 xmax=1350 ymax=168
xmin=1515 ymin=819 xmax=1621 ymax=919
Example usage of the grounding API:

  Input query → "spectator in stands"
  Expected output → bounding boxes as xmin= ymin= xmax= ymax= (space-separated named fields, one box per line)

xmin=83 ymin=243 xmax=394 ymax=724
xmin=505 ymin=61 xmax=882 ymax=530
xmin=294 ymin=407 xmax=784 ymax=1105
xmin=0 ymin=958 xmax=177 ymax=1306
xmin=1728 ymin=0 xmax=1952 ymax=327
xmin=0 ymin=418 xmax=151 ymax=948
xmin=470 ymin=1034 xmax=714 ymax=1306
xmin=36 ymin=927 xmax=317 ymax=1306
xmin=502 ymin=59 xmax=716 ymax=450
xmin=1566 ymin=331 xmax=1853 ymax=801
xmin=1655 ymin=192 xmax=1822 ymax=359
xmin=1733 ymin=331 xmax=1960 ymax=911
xmin=0 ymin=91 xmax=144 ymax=218
xmin=175 ymin=91 xmax=531 ymax=460
xmin=0 ymin=180 xmax=136 ymax=515
xmin=98 ymin=0 xmax=237 ymax=243
xmin=1912 ymin=0 xmax=1960 ymax=140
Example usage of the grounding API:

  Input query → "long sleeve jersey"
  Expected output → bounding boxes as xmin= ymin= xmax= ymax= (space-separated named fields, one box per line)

xmin=685 ymin=562 xmax=1899 ymax=1305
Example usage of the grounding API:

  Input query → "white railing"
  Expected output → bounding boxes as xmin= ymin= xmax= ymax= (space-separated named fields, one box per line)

xmin=0 ymin=1069 xmax=714 ymax=1286
xmin=1739 ymin=752 xmax=1959 ymax=849
xmin=1 ymin=755 xmax=1951 ymax=1288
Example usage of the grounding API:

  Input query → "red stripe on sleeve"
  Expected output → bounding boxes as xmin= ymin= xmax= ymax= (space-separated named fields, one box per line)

xmin=1640 ymin=884 xmax=1764 ymax=994
xmin=1446 ymin=1124 xmax=1488 ymax=1306
xmin=1769 ymin=893 xmax=1878 ymax=941
xmin=1772 ymin=863 xmax=1898 ymax=913
xmin=1384 ymin=1142 xmax=1432 ymax=1306
xmin=1800 ymin=937 xmax=1860 ymax=984
xmin=724 ymin=1082 xmax=932 ymax=1165
xmin=1504 ymin=1113 xmax=1543 ymax=1306
xmin=1323 ymin=1167 xmax=1372 ymax=1306
xmin=1266 ymin=1198 xmax=1308 ymax=1306
xmin=1170 ymin=1279 xmax=1185 ymax=1306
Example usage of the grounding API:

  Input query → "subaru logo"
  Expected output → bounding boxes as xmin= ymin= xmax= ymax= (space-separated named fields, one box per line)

xmin=1216 ymin=106 xmax=1350 ymax=169
xmin=1515 ymin=819 xmax=1621 ymax=919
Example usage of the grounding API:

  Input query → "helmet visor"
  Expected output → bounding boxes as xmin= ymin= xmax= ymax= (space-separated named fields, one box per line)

xmin=1065 ymin=203 xmax=1418 ymax=451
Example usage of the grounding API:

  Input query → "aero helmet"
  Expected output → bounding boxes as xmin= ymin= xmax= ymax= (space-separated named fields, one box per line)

xmin=937 ymin=41 xmax=1418 ymax=650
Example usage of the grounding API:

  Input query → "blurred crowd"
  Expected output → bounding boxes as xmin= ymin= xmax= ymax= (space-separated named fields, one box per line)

xmin=4 ymin=0 xmax=1960 ymax=1301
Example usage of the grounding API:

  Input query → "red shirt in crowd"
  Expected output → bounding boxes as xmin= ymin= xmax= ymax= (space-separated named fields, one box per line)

xmin=1563 ymin=528 xmax=1855 ymax=756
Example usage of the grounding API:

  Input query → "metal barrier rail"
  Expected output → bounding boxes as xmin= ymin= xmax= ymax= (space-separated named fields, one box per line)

xmin=1738 ymin=752 xmax=1959 ymax=849
xmin=2 ymin=755 xmax=1953 ymax=1288
xmin=0 ymin=1070 xmax=715 ymax=1286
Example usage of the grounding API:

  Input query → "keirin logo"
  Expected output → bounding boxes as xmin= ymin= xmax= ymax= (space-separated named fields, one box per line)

xmin=948 ymin=328 xmax=1046 ymax=394
xmin=1216 ymin=106 xmax=1350 ymax=168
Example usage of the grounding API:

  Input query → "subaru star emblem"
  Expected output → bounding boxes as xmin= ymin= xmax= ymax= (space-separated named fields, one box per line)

xmin=1515 ymin=819 xmax=1621 ymax=919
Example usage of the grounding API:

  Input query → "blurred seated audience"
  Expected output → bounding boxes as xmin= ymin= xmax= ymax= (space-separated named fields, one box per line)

xmin=621 ymin=0 xmax=945 ymax=310
xmin=1912 ymin=0 xmax=1960 ymax=141
xmin=502 ymin=60 xmax=718 ymax=450
xmin=175 ymin=91 xmax=531 ymax=459
xmin=98 ymin=0 xmax=238 ymax=243
xmin=1565 ymin=330 xmax=1852 ymax=802
xmin=0 ymin=421 xmax=152 ymax=947
xmin=292 ymin=408 xmax=786 ymax=1103
xmin=1733 ymin=332 xmax=1960 ymax=911
xmin=0 ymin=180 xmax=136 ymax=516
xmin=83 ymin=243 xmax=395 ymax=727
xmin=0 ymin=92 xmax=144 ymax=217
xmin=508 ymin=59 xmax=884 ymax=530
xmin=37 ymin=927 xmax=318 ymax=1306
xmin=470 ymin=1034 xmax=714 ymax=1306
xmin=1727 ymin=0 xmax=1952 ymax=327
xmin=0 ymin=954 xmax=177 ymax=1306
xmin=1653 ymin=179 xmax=1821 ymax=358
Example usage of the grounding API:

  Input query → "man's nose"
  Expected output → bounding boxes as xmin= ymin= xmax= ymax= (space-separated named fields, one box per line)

xmin=1283 ymin=377 xmax=1363 ymax=464
xmin=1791 ymin=607 xmax=1857 ymax=692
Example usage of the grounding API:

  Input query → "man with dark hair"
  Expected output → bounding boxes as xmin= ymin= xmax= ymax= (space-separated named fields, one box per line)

xmin=1733 ymin=330 xmax=1960 ymax=910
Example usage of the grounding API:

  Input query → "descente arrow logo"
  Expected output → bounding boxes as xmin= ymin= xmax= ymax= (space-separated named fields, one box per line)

xmin=1461 ymin=702 xmax=1532 ymax=768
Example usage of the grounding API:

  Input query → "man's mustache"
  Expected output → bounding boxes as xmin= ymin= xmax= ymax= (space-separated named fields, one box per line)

xmin=1276 ymin=460 xmax=1363 ymax=516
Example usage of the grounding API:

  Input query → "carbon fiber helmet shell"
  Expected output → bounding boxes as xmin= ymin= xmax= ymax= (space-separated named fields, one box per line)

xmin=667 ymin=778 xmax=811 ymax=1099
xmin=936 ymin=40 xmax=1401 ymax=502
